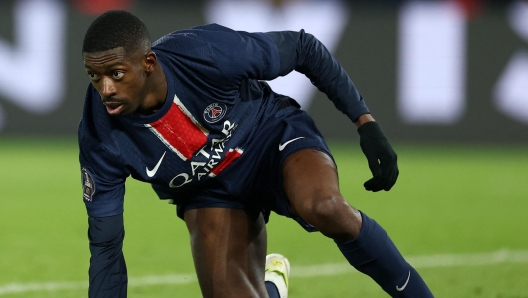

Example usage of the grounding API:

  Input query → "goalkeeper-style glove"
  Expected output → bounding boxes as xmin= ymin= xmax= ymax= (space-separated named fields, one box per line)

xmin=357 ymin=121 xmax=399 ymax=192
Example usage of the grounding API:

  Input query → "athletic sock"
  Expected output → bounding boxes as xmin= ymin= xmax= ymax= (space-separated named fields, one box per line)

xmin=265 ymin=281 xmax=281 ymax=298
xmin=335 ymin=211 xmax=434 ymax=297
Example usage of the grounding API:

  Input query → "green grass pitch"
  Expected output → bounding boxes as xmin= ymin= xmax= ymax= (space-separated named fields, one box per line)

xmin=0 ymin=138 xmax=527 ymax=297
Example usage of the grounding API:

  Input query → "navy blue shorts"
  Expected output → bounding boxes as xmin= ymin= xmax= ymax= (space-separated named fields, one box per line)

xmin=176 ymin=96 xmax=335 ymax=232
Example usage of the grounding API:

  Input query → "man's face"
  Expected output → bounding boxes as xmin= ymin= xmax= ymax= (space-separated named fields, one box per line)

xmin=83 ymin=47 xmax=147 ymax=117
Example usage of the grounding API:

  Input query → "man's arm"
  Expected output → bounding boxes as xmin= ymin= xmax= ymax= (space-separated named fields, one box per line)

xmin=354 ymin=114 xmax=375 ymax=127
xmin=88 ymin=214 xmax=127 ymax=298
xmin=266 ymin=30 xmax=398 ymax=191
xmin=265 ymin=30 xmax=369 ymax=123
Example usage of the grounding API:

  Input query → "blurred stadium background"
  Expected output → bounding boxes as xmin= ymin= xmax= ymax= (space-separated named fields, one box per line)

xmin=0 ymin=0 xmax=527 ymax=297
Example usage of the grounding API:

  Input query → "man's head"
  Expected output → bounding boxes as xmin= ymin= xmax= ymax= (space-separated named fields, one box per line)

xmin=83 ymin=10 xmax=164 ymax=117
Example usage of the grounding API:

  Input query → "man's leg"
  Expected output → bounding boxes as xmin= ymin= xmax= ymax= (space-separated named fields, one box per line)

xmin=184 ymin=207 xmax=284 ymax=298
xmin=282 ymin=149 xmax=433 ymax=297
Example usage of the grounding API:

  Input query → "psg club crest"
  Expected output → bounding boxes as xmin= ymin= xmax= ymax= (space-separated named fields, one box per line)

xmin=203 ymin=103 xmax=227 ymax=123
xmin=81 ymin=167 xmax=95 ymax=202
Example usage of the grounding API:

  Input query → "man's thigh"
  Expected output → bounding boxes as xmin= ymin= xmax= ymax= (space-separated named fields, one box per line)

xmin=250 ymin=108 xmax=362 ymax=238
xmin=184 ymin=207 xmax=268 ymax=298
xmin=281 ymin=149 xmax=362 ymax=241
xmin=249 ymin=108 xmax=337 ymax=232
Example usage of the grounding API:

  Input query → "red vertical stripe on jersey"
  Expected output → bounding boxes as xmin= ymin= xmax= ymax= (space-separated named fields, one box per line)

xmin=210 ymin=148 xmax=243 ymax=177
xmin=149 ymin=102 xmax=207 ymax=160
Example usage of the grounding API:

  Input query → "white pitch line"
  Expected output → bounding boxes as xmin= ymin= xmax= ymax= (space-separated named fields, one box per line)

xmin=292 ymin=248 xmax=528 ymax=277
xmin=1 ymin=249 xmax=527 ymax=296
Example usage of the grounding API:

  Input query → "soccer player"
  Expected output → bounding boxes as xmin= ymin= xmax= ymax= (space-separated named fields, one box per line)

xmin=79 ymin=10 xmax=433 ymax=298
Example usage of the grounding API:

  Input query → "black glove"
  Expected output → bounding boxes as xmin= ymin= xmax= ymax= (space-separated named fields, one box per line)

xmin=357 ymin=121 xmax=399 ymax=192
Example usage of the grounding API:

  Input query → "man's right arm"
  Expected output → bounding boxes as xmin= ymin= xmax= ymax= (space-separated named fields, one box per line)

xmin=88 ymin=213 xmax=127 ymax=298
xmin=79 ymin=84 xmax=129 ymax=297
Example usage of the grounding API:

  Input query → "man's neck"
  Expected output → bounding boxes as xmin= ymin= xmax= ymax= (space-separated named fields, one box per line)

xmin=136 ymin=66 xmax=168 ymax=116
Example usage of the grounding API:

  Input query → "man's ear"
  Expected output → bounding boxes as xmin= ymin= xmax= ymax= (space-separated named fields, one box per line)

xmin=143 ymin=51 xmax=157 ymax=73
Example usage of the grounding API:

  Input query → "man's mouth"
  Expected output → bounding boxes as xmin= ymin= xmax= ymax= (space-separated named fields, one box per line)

xmin=103 ymin=101 xmax=124 ymax=116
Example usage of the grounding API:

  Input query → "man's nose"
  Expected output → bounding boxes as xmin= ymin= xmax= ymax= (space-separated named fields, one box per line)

xmin=100 ymin=77 xmax=116 ymax=98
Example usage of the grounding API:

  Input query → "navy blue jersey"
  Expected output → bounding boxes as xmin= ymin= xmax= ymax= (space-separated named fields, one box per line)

xmin=79 ymin=24 xmax=369 ymax=218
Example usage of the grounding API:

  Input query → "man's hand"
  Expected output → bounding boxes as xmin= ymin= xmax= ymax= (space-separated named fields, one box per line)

xmin=357 ymin=121 xmax=399 ymax=192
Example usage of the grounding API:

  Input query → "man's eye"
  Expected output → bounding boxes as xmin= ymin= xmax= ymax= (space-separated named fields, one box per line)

xmin=112 ymin=71 xmax=124 ymax=79
xmin=87 ymin=72 xmax=100 ymax=80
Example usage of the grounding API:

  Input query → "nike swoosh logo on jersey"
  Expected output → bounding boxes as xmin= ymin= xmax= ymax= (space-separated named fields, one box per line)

xmin=279 ymin=137 xmax=305 ymax=151
xmin=396 ymin=270 xmax=411 ymax=291
xmin=146 ymin=151 xmax=166 ymax=177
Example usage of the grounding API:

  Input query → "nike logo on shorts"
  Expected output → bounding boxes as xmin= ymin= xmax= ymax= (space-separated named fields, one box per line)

xmin=146 ymin=151 xmax=166 ymax=177
xmin=279 ymin=137 xmax=305 ymax=151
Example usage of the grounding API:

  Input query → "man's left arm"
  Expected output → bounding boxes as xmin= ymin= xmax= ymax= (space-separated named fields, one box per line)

xmin=265 ymin=30 xmax=398 ymax=192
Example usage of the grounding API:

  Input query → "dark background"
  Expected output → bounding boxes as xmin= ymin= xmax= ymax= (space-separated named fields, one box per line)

xmin=0 ymin=0 xmax=526 ymax=144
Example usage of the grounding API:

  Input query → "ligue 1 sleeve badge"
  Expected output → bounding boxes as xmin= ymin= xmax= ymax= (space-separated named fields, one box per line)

xmin=81 ymin=167 xmax=95 ymax=202
xmin=203 ymin=103 xmax=227 ymax=123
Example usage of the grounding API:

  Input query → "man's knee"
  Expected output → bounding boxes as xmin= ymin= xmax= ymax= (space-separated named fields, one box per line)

xmin=296 ymin=192 xmax=362 ymax=240
xmin=303 ymin=192 xmax=343 ymax=222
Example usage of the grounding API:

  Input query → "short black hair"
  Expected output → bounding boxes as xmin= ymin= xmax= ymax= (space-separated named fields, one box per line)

xmin=82 ymin=10 xmax=151 ymax=54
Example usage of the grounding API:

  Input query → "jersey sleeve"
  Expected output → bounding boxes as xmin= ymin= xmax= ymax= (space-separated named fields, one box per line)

xmin=207 ymin=25 xmax=281 ymax=84
xmin=152 ymin=24 xmax=280 ymax=100
xmin=79 ymin=87 xmax=127 ymax=217
xmin=79 ymin=147 xmax=126 ymax=217
xmin=88 ymin=214 xmax=127 ymax=298
xmin=265 ymin=30 xmax=370 ymax=122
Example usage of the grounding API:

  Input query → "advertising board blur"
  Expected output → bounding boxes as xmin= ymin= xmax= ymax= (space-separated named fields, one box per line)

xmin=0 ymin=0 xmax=526 ymax=143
